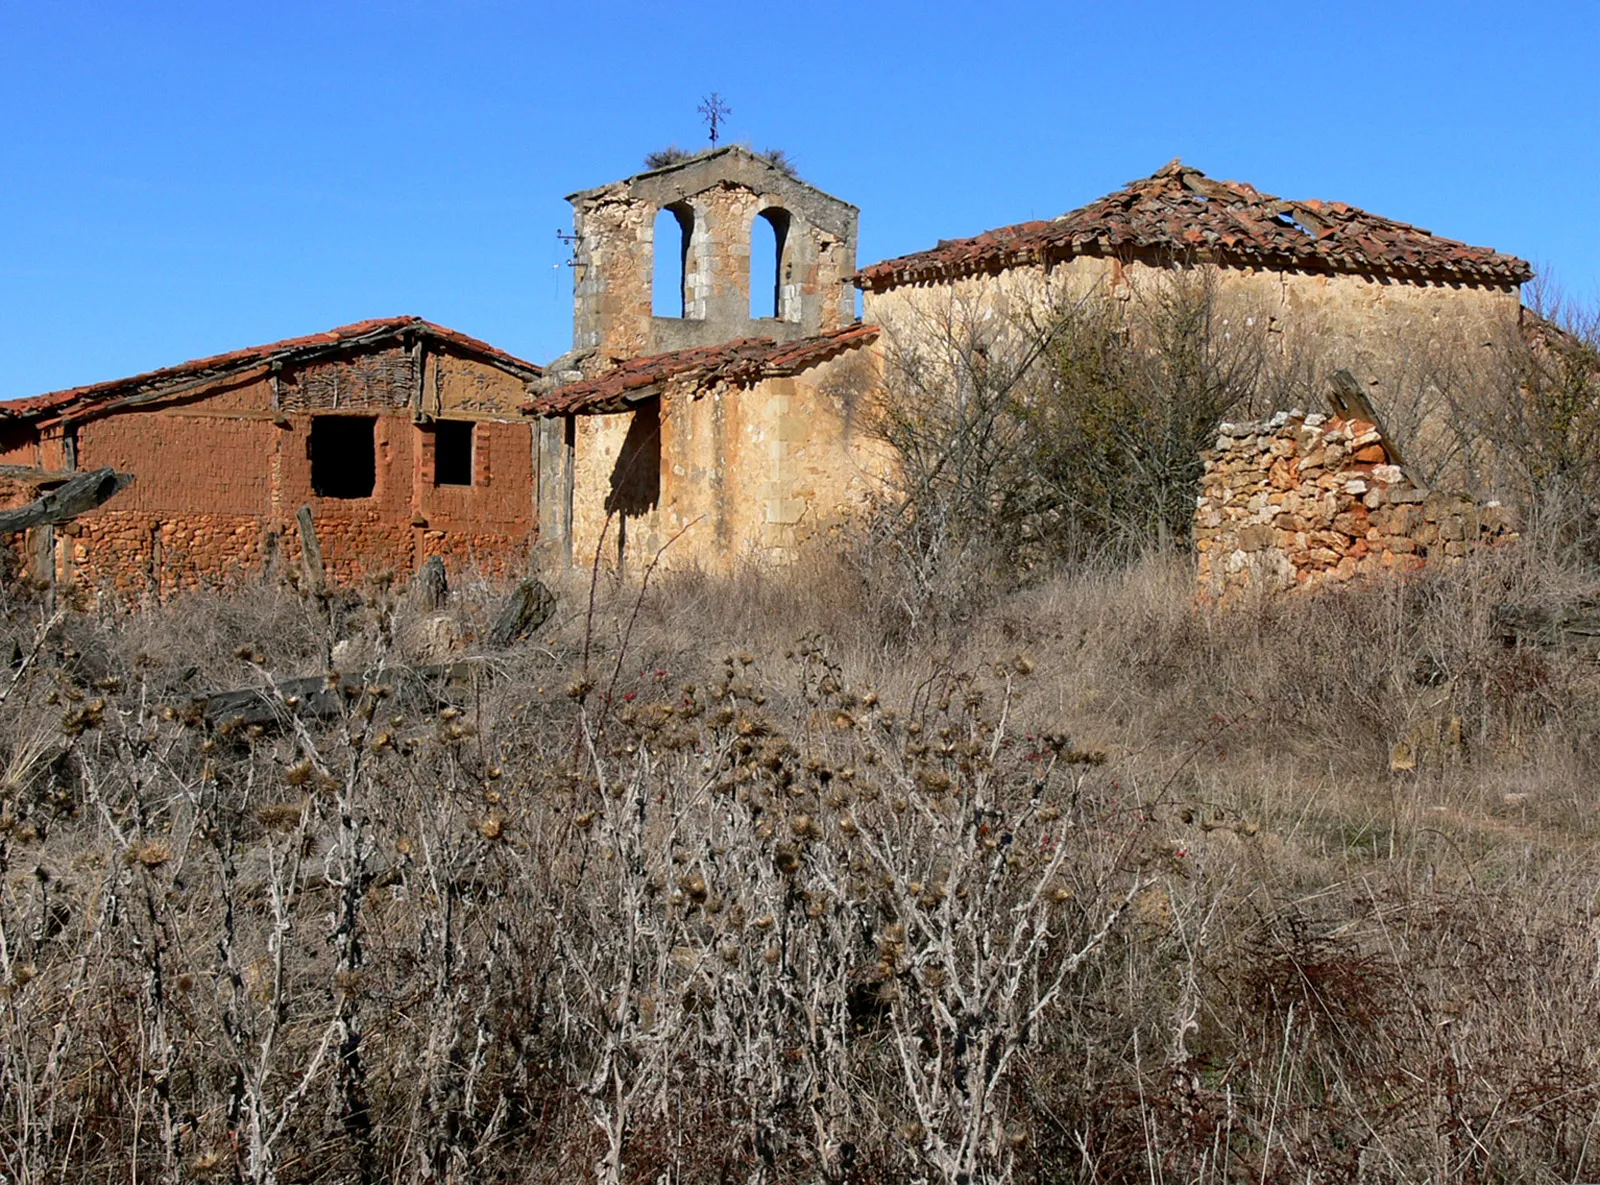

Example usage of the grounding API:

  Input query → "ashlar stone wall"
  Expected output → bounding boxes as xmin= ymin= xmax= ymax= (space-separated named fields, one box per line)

xmin=1196 ymin=410 xmax=1516 ymax=599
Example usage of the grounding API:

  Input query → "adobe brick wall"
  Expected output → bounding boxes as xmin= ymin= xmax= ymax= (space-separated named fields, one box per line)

xmin=36 ymin=343 xmax=538 ymax=598
xmin=1195 ymin=410 xmax=1516 ymax=599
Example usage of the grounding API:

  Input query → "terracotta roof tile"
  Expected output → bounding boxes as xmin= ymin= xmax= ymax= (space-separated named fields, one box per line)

xmin=529 ymin=324 xmax=879 ymax=415
xmin=1 ymin=316 xmax=541 ymax=423
xmin=855 ymin=161 xmax=1532 ymax=291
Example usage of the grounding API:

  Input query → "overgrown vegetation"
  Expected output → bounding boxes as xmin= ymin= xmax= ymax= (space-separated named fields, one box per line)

xmin=2 ymin=537 xmax=1600 ymax=1183
xmin=4 ymin=285 xmax=1600 ymax=1181
xmin=642 ymin=144 xmax=797 ymax=178
xmin=855 ymin=271 xmax=1284 ymax=630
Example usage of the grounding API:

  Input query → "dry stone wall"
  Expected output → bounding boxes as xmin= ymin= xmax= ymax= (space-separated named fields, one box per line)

xmin=1196 ymin=410 xmax=1516 ymax=599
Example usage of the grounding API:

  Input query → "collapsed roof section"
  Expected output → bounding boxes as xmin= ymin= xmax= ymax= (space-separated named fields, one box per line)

xmin=1 ymin=316 xmax=542 ymax=426
xmin=527 ymin=324 xmax=879 ymax=416
xmin=856 ymin=160 xmax=1533 ymax=292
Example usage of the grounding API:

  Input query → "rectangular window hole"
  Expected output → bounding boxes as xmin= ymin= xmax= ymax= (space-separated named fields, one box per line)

xmin=310 ymin=416 xmax=377 ymax=499
xmin=433 ymin=420 xmax=474 ymax=486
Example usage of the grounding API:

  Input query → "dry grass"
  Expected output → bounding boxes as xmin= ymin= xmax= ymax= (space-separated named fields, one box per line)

xmin=2 ymin=546 xmax=1599 ymax=1184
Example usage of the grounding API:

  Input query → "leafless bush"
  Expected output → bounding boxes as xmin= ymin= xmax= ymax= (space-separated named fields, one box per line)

xmin=855 ymin=269 xmax=1281 ymax=633
xmin=1453 ymin=290 xmax=1600 ymax=563
xmin=3 ymin=546 xmax=1600 ymax=1182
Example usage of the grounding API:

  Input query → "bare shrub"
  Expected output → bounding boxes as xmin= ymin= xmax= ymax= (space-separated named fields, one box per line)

xmin=855 ymin=268 xmax=1280 ymax=633
xmin=3 ymin=546 xmax=1600 ymax=1182
xmin=1458 ymin=291 xmax=1600 ymax=563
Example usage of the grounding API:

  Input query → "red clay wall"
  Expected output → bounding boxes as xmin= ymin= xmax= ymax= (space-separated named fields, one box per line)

xmin=43 ymin=343 xmax=538 ymax=597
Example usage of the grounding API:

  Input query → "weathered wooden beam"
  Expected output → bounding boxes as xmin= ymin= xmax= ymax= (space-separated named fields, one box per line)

xmin=1327 ymin=368 xmax=1412 ymax=476
xmin=199 ymin=659 xmax=489 ymax=725
xmin=412 ymin=555 xmax=448 ymax=609
xmin=295 ymin=505 xmax=325 ymax=592
xmin=0 ymin=468 xmax=133 ymax=534
xmin=1493 ymin=599 xmax=1600 ymax=654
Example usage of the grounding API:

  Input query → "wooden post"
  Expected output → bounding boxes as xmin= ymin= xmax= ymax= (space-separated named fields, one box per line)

xmin=296 ymin=504 xmax=325 ymax=593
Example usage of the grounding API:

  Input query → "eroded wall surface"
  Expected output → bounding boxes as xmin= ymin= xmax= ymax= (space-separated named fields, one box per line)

xmin=864 ymin=258 xmax=1522 ymax=475
xmin=570 ymin=151 xmax=858 ymax=369
xmin=34 ymin=344 xmax=538 ymax=597
xmin=1196 ymin=410 xmax=1516 ymax=600
xmin=563 ymin=350 xmax=890 ymax=573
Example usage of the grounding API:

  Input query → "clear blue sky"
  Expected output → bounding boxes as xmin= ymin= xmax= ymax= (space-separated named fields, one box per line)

xmin=3 ymin=0 xmax=1596 ymax=398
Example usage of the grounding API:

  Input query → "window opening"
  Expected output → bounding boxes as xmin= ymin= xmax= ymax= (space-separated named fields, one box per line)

xmin=652 ymin=204 xmax=694 ymax=318
xmin=433 ymin=420 xmax=474 ymax=486
xmin=750 ymin=207 xmax=790 ymax=319
xmin=310 ymin=416 xmax=376 ymax=499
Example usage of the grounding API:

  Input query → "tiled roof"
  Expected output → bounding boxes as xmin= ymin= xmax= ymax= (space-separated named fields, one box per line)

xmin=856 ymin=161 xmax=1532 ymax=292
xmin=529 ymin=324 xmax=879 ymax=415
xmin=1 ymin=316 xmax=542 ymax=423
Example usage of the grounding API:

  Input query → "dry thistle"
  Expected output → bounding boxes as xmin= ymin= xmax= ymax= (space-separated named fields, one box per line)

xmin=131 ymin=839 xmax=171 ymax=868
xmin=257 ymin=802 xmax=306 ymax=833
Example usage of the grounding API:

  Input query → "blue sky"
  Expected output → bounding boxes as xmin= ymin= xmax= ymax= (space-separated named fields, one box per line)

xmin=2 ymin=0 xmax=1596 ymax=398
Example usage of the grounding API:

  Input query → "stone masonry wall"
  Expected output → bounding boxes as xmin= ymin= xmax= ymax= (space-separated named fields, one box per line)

xmin=563 ymin=348 xmax=890 ymax=574
xmin=864 ymin=257 xmax=1521 ymax=478
xmin=570 ymin=148 xmax=859 ymax=370
xmin=1196 ymin=410 xmax=1516 ymax=599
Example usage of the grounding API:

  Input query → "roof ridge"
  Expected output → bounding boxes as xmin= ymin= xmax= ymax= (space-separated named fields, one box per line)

xmin=530 ymin=324 xmax=879 ymax=416
xmin=858 ymin=163 xmax=1531 ymax=292
xmin=1 ymin=316 xmax=541 ymax=422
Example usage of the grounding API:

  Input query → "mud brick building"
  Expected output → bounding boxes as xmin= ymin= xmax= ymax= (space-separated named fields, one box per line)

xmin=0 ymin=317 xmax=541 ymax=593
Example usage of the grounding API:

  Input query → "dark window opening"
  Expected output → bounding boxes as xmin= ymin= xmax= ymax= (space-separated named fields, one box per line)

xmin=310 ymin=416 xmax=376 ymax=499
xmin=750 ymin=207 xmax=790 ymax=320
xmin=652 ymin=203 xmax=694 ymax=318
xmin=433 ymin=420 xmax=474 ymax=486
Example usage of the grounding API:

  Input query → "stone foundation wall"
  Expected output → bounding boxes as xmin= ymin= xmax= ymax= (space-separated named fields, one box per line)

xmin=1196 ymin=411 xmax=1516 ymax=599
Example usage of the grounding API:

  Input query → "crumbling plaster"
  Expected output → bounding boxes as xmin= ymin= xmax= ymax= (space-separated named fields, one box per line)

xmin=561 ymin=347 xmax=889 ymax=574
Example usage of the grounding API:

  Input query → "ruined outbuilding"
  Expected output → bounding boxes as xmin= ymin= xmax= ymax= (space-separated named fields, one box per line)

xmin=0 ymin=317 xmax=542 ymax=593
xmin=857 ymin=160 xmax=1532 ymax=474
xmin=1196 ymin=402 xmax=1517 ymax=600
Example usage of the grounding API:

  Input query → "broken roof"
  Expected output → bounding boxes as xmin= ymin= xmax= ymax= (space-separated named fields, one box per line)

xmin=565 ymin=144 xmax=857 ymax=211
xmin=855 ymin=161 xmax=1533 ymax=292
xmin=528 ymin=324 xmax=879 ymax=416
xmin=1 ymin=316 xmax=542 ymax=424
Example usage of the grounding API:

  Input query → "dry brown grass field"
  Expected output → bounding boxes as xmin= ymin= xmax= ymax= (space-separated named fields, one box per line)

xmin=2 ymin=537 xmax=1599 ymax=1185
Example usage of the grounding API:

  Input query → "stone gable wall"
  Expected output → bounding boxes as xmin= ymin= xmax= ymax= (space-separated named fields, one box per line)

xmin=1196 ymin=411 xmax=1516 ymax=599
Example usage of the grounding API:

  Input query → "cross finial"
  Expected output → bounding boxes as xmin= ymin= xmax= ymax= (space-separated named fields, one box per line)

xmin=697 ymin=92 xmax=732 ymax=146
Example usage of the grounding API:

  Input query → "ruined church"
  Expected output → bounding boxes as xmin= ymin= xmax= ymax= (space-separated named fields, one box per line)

xmin=0 ymin=148 xmax=1533 ymax=594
